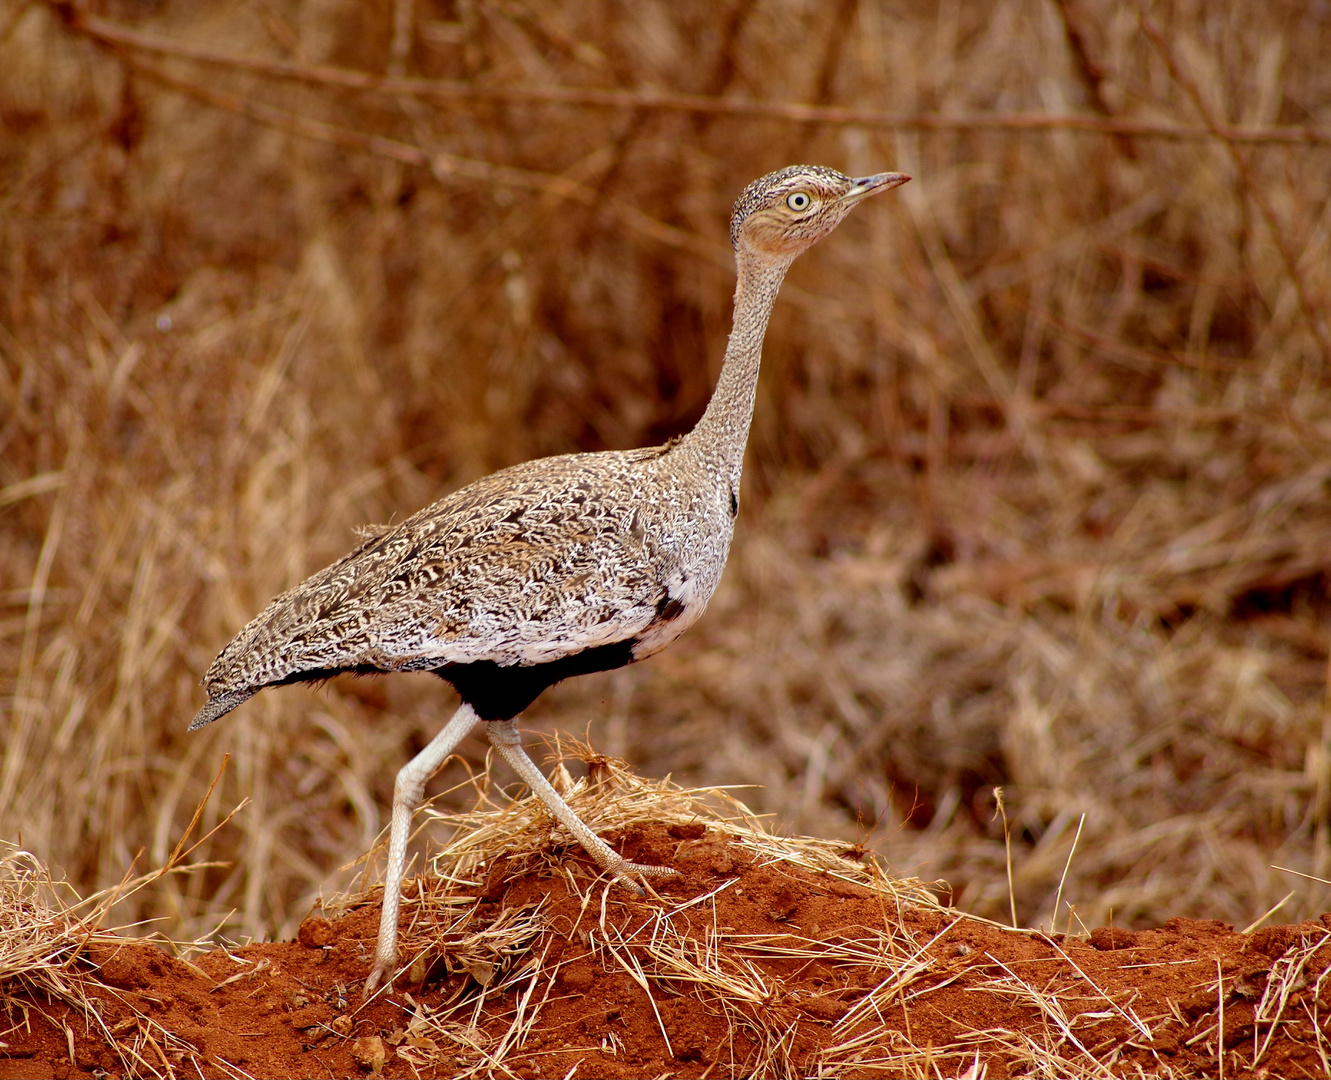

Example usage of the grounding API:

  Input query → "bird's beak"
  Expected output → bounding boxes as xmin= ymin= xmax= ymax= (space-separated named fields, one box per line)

xmin=843 ymin=172 xmax=911 ymax=203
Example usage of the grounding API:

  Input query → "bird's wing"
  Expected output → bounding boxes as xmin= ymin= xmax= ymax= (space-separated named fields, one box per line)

xmin=203 ymin=449 xmax=679 ymax=695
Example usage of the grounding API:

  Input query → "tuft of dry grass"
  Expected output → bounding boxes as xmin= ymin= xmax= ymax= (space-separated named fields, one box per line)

xmin=0 ymin=832 xmax=224 ymax=1078
xmin=0 ymin=842 xmax=107 ymax=1006
xmin=2 ymin=0 xmax=1331 ymax=961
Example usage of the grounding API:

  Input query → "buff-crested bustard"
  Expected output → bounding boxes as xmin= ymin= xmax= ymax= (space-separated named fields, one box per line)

xmin=190 ymin=164 xmax=910 ymax=996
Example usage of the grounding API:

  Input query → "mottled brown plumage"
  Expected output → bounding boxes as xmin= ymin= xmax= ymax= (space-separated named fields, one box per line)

xmin=190 ymin=164 xmax=909 ymax=996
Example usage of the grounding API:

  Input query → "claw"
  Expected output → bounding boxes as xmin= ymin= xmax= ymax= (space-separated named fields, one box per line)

xmin=363 ymin=962 xmax=392 ymax=999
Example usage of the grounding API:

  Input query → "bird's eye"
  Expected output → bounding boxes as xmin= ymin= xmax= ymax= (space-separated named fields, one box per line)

xmin=786 ymin=192 xmax=812 ymax=211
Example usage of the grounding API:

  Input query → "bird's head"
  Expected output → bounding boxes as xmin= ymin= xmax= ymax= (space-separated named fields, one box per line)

xmin=729 ymin=165 xmax=910 ymax=260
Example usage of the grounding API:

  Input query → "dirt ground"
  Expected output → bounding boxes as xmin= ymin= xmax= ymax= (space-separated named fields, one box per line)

xmin=4 ymin=818 xmax=1330 ymax=1079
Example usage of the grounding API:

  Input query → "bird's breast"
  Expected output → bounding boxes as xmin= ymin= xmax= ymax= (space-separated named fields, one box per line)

xmin=629 ymin=571 xmax=710 ymax=660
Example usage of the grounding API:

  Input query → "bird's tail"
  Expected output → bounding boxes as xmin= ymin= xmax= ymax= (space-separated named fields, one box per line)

xmin=188 ymin=688 xmax=257 ymax=730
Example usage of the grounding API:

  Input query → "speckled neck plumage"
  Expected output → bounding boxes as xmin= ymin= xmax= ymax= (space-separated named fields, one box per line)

xmin=679 ymin=254 xmax=792 ymax=503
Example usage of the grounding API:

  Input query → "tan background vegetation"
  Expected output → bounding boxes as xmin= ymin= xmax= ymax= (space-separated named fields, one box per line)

xmin=2 ymin=0 xmax=1330 ymax=950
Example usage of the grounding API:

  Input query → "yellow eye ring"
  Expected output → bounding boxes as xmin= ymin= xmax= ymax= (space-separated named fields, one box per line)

xmin=786 ymin=192 xmax=812 ymax=211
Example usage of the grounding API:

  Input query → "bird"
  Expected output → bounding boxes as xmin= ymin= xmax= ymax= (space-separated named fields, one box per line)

xmin=189 ymin=164 xmax=910 ymax=997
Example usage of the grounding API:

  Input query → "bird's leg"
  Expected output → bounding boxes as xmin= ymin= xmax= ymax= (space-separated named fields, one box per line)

xmin=486 ymin=718 xmax=680 ymax=893
xmin=364 ymin=702 xmax=481 ymax=998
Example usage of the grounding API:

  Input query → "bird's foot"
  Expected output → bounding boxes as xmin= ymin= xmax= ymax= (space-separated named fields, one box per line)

xmin=606 ymin=856 xmax=680 ymax=896
xmin=363 ymin=957 xmax=394 ymax=999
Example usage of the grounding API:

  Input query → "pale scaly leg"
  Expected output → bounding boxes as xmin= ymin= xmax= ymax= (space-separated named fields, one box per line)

xmin=364 ymin=702 xmax=481 ymax=997
xmin=486 ymin=718 xmax=679 ymax=892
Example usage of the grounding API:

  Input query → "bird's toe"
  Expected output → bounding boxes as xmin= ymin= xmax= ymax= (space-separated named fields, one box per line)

xmin=363 ymin=963 xmax=391 ymax=999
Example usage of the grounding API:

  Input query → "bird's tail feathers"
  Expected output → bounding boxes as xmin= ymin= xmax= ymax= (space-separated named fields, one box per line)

xmin=188 ymin=688 xmax=257 ymax=730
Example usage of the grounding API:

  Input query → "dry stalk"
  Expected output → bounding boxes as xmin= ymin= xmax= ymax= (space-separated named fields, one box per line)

xmin=975 ymin=952 xmax=1104 ymax=1071
xmin=1251 ymin=926 xmax=1331 ymax=1069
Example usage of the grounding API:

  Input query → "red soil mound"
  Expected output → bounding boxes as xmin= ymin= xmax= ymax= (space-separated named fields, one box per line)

xmin=3 ymin=822 xmax=1329 ymax=1079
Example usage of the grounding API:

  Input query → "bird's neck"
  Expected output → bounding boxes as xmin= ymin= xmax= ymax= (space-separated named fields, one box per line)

xmin=681 ymin=250 xmax=792 ymax=489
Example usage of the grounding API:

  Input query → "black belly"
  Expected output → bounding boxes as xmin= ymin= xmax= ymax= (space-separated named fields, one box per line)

xmin=273 ymin=638 xmax=638 ymax=722
xmin=438 ymin=639 xmax=637 ymax=720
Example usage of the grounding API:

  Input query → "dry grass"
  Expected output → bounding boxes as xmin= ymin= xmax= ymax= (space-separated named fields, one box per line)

xmin=0 ymin=791 xmax=235 ymax=1078
xmin=2 ymin=0 xmax=1331 ymax=964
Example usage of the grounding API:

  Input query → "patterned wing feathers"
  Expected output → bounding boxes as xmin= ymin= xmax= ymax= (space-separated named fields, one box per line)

xmin=200 ymin=449 xmax=679 ymax=702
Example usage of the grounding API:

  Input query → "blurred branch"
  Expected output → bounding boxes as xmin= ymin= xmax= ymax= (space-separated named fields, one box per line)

xmin=122 ymin=54 xmax=729 ymax=270
xmin=1037 ymin=310 xmax=1260 ymax=374
xmin=957 ymin=399 xmax=1244 ymax=426
xmin=0 ymin=471 xmax=66 ymax=509
xmin=106 ymin=45 xmax=862 ymax=319
xmin=61 ymin=9 xmax=1331 ymax=147
xmin=1137 ymin=11 xmax=1331 ymax=368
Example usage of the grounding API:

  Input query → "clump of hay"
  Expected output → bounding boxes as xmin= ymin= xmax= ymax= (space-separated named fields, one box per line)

xmin=0 ymin=837 xmax=221 ymax=1078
